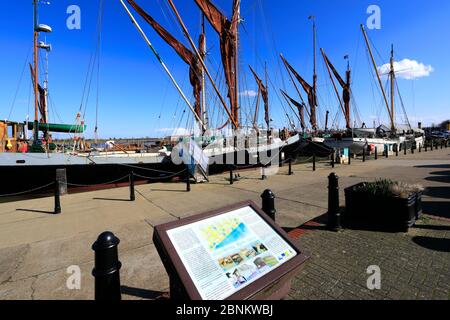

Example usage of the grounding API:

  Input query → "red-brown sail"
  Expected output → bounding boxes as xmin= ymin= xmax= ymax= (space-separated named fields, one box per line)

xmin=280 ymin=55 xmax=317 ymax=130
xmin=194 ymin=0 xmax=240 ymax=127
xmin=249 ymin=66 xmax=269 ymax=128
xmin=127 ymin=0 xmax=202 ymax=117
xmin=281 ymin=90 xmax=306 ymax=131
xmin=322 ymin=52 xmax=351 ymax=129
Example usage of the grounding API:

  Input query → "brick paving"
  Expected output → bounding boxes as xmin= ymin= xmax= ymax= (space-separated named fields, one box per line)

xmin=287 ymin=215 xmax=450 ymax=300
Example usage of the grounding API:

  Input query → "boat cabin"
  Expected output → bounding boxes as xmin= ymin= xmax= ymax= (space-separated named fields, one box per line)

xmin=0 ymin=120 xmax=27 ymax=153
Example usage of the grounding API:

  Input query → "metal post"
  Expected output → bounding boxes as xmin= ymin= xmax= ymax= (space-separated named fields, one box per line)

xmin=425 ymin=143 xmax=428 ymax=152
xmin=229 ymin=165 xmax=234 ymax=185
xmin=261 ymin=166 xmax=267 ymax=180
xmin=54 ymin=179 xmax=61 ymax=214
xmin=288 ymin=158 xmax=293 ymax=176
xmin=348 ymin=152 xmax=351 ymax=165
xmin=129 ymin=172 xmax=135 ymax=201
xmin=419 ymin=143 xmax=422 ymax=153
xmin=374 ymin=147 xmax=378 ymax=160
xmin=261 ymin=189 xmax=276 ymax=221
xmin=331 ymin=149 xmax=335 ymax=168
xmin=404 ymin=143 xmax=407 ymax=155
xmin=395 ymin=144 xmax=399 ymax=157
xmin=92 ymin=232 xmax=122 ymax=300
xmin=313 ymin=153 xmax=316 ymax=171
xmin=185 ymin=167 xmax=191 ymax=192
xmin=327 ymin=173 xmax=341 ymax=231
xmin=279 ymin=151 xmax=284 ymax=168
xmin=385 ymin=146 xmax=389 ymax=158
xmin=362 ymin=147 xmax=366 ymax=162
xmin=411 ymin=144 xmax=414 ymax=154
xmin=431 ymin=141 xmax=433 ymax=151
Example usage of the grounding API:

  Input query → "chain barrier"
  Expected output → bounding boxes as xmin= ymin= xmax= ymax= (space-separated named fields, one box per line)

xmin=65 ymin=174 xmax=131 ymax=187
xmin=0 ymin=182 xmax=55 ymax=198
xmin=133 ymin=168 xmax=187 ymax=181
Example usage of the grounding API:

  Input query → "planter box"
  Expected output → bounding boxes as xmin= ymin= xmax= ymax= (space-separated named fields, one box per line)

xmin=344 ymin=183 xmax=420 ymax=232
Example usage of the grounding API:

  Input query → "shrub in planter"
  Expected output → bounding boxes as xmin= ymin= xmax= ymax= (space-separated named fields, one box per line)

xmin=344 ymin=179 xmax=424 ymax=232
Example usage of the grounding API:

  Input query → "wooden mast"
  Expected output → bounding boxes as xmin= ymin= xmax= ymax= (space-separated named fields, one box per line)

xmin=311 ymin=16 xmax=318 ymax=131
xmin=200 ymin=14 xmax=207 ymax=132
xmin=361 ymin=24 xmax=394 ymax=131
xmin=234 ymin=0 xmax=241 ymax=129
xmin=390 ymin=44 xmax=395 ymax=131
xmin=33 ymin=0 xmax=39 ymax=141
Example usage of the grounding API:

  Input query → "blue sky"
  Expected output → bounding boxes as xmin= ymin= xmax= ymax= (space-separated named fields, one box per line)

xmin=1 ymin=0 xmax=449 ymax=138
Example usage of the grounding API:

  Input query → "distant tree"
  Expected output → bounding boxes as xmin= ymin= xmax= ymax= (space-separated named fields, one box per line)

xmin=439 ymin=120 xmax=450 ymax=130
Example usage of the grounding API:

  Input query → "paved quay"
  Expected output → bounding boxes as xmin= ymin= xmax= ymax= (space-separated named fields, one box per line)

xmin=0 ymin=148 xmax=449 ymax=300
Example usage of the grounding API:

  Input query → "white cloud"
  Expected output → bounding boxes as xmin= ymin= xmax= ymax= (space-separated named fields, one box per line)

xmin=378 ymin=59 xmax=434 ymax=80
xmin=239 ymin=90 xmax=258 ymax=97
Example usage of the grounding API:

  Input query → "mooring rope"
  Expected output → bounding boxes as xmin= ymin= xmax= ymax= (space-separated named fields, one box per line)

xmin=0 ymin=182 xmax=55 ymax=198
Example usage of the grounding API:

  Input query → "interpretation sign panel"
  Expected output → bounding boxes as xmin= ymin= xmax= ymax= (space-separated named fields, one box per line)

xmin=167 ymin=206 xmax=297 ymax=300
xmin=153 ymin=201 xmax=309 ymax=300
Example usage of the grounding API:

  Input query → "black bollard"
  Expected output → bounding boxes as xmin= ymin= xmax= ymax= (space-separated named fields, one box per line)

xmin=92 ymin=232 xmax=122 ymax=300
xmin=425 ymin=143 xmax=428 ymax=152
xmin=404 ymin=143 xmax=407 ymax=155
xmin=185 ymin=167 xmax=191 ymax=192
xmin=327 ymin=173 xmax=341 ymax=231
xmin=261 ymin=189 xmax=276 ymax=221
xmin=396 ymin=144 xmax=399 ymax=157
xmin=54 ymin=180 xmax=61 ymax=214
xmin=362 ymin=147 xmax=366 ymax=162
xmin=419 ymin=143 xmax=422 ymax=153
xmin=374 ymin=147 xmax=378 ymax=160
xmin=441 ymin=141 xmax=444 ymax=150
xmin=261 ymin=165 xmax=267 ymax=180
xmin=331 ymin=149 xmax=336 ymax=169
xmin=129 ymin=172 xmax=135 ymax=201
xmin=348 ymin=153 xmax=351 ymax=165
xmin=229 ymin=166 xmax=234 ymax=185
xmin=385 ymin=146 xmax=389 ymax=158
xmin=288 ymin=158 xmax=293 ymax=176
xmin=411 ymin=144 xmax=415 ymax=154
xmin=313 ymin=153 xmax=316 ymax=171
xmin=431 ymin=141 xmax=433 ymax=151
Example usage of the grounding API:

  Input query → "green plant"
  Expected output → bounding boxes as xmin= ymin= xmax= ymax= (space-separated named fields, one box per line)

xmin=354 ymin=179 xmax=423 ymax=199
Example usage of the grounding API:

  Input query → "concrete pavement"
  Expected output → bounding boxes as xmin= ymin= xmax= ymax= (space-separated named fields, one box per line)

xmin=0 ymin=147 xmax=449 ymax=299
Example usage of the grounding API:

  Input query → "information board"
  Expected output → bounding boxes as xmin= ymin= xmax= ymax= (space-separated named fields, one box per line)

xmin=153 ymin=201 xmax=309 ymax=300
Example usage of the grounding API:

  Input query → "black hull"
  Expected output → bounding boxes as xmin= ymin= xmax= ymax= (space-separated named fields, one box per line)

xmin=0 ymin=138 xmax=307 ymax=200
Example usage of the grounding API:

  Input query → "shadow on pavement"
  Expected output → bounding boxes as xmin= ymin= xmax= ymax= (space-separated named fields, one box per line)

xmin=16 ymin=208 xmax=54 ymax=215
xmin=121 ymin=285 xmax=169 ymax=300
xmin=412 ymin=236 xmax=450 ymax=252
xmin=422 ymin=201 xmax=450 ymax=219
xmin=413 ymin=224 xmax=450 ymax=231
xmin=93 ymin=197 xmax=131 ymax=202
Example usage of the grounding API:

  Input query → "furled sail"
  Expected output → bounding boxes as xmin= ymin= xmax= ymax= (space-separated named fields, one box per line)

xmin=127 ymin=0 xmax=202 ymax=117
xmin=194 ymin=0 xmax=240 ymax=127
xmin=322 ymin=52 xmax=351 ymax=129
xmin=29 ymin=64 xmax=47 ymax=123
xmin=249 ymin=66 xmax=269 ymax=128
xmin=280 ymin=55 xmax=317 ymax=131
xmin=281 ymin=90 xmax=306 ymax=131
